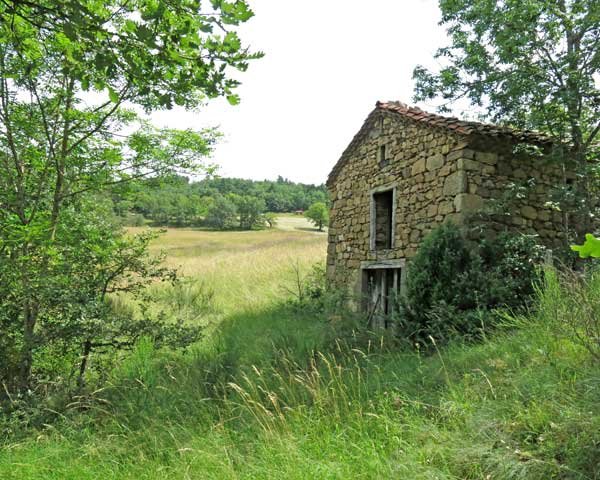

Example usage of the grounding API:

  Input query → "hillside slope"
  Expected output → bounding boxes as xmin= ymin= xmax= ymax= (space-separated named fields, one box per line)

xmin=2 ymin=315 xmax=598 ymax=479
xmin=1 ymin=225 xmax=598 ymax=479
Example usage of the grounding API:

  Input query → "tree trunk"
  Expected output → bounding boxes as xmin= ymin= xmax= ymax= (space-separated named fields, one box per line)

xmin=563 ymin=19 xmax=590 ymax=240
xmin=18 ymin=301 xmax=37 ymax=390
xmin=77 ymin=340 xmax=92 ymax=387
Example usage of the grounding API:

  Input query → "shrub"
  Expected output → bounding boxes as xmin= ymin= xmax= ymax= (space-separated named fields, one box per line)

xmin=285 ymin=262 xmax=356 ymax=327
xmin=398 ymin=223 xmax=544 ymax=343
xmin=285 ymin=262 xmax=328 ymax=309
xmin=479 ymin=231 xmax=547 ymax=307
xmin=540 ymin=267 xmax=600 ymax=362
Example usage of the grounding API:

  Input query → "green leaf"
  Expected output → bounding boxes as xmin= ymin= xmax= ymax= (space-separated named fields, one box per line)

xmin=63 ymin=22 xmax=77 ymax=40
xmin=571 ymin=234 xmax=600 ymax=258
xmin=136 ymin=24 xmax=153 ymax=42
xmin=108 ymin=87 xmax=119 ymax=103
xmin=124 ymin=19 xmax=137 ymax=33
xmin=226 ymin=94 xmax=240 ymax=105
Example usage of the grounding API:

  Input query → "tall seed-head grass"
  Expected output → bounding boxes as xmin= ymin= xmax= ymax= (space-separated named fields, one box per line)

xmin=130 ymin=227 xmax=327 ymax=313
xmin=3 ymin=225 xmax=600 ymax=479
xmin=148 ymin=278 xmax=217 ymax=322
xmin=220 ymin=341 xmax=393 ymax=437
xmin=538 ymin=266 xmax=600 ymax=361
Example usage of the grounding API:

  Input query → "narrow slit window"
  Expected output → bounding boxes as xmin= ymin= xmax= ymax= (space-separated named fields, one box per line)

xmin=378 ymin=145 xmax=388 ymax=167
xmin=373 ymin=190 xmax=393 ymax=250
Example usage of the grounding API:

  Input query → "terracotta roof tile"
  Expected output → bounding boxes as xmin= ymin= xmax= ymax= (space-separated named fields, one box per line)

xmin=376 ymin=101 xmax=549 ymax=143
xmin=327 ymin=101 xmax=551 ymax=186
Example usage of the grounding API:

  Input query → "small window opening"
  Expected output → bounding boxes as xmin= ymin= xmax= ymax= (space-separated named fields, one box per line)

xmin=378 ymin=145 xmax=389 ymax=167
xmin=373 ymin=190 xmax=393 ymax=250
xmin=363 ymin=267 xmax=402 ymax=328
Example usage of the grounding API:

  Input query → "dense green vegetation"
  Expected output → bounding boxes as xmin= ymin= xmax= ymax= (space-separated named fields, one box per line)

xmin=413 ymin=0 xmax=600 ymax=238
xmin=1 ymin=0 xmax=599 ymax=477
xmin=2 ymin=219 xmax=599 ymax=479
xmin=399 ymin=223 xmax=545 ymax=343
xmin=112 ymin=175 xmax=328 ymax=228
xmin=0 ymin=224 xmax=599 ymax=479
xmin=0 ymin=0 xmax=260 ymax=393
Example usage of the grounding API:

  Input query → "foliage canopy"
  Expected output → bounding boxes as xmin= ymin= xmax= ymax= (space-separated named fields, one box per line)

xmin=305 ymin=202 xmax=329 ymax=231
xmin=0 ymin=0 xmax=260 ymax=391
xmin=413 ymin=0 xmax=600 ymax=237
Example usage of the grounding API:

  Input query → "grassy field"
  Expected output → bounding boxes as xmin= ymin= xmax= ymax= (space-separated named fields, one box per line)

xmin=131 ymin=214 xmax=326 ymax=313
xmin=1 ymin=219 xmax=599 ymax=479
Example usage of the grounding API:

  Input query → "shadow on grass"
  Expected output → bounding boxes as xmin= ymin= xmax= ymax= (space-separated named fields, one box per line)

xmin=96 ymin=302 xmax=336 ymax=427
xmin=294 ymin=227 xmax=327 ymax=233
xmin=8 ymin=297 xmax=600 ymax=480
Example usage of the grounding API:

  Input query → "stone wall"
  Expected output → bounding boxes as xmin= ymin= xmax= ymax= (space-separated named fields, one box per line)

xmin=326 ymin=110 xmax=566 ymax=295
xmin=456 ymin=138 xmax=569 ymax=243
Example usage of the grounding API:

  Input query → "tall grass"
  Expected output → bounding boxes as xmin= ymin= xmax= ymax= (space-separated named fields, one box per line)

xmin=536 ymin=267 xmax=600 ymax=361
xmin=134 ymin=226 xmax=326 ymax=313
xmin=3 ymin=304 xmax=598 ymax=479
xmin=1 ymin=225 xmax=599 ymax=479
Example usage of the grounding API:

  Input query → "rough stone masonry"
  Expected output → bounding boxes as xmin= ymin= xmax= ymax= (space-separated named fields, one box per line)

xmin=326 ymin=101 xmax=570 ymax=302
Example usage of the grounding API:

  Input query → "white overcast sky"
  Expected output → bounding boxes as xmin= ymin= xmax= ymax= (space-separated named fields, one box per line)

xmin=149 ymin=0 xmax=451 ymax=185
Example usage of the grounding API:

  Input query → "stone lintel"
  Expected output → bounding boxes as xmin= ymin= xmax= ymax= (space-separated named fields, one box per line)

xmin=360 ymin=258 xmax=406 ymax=270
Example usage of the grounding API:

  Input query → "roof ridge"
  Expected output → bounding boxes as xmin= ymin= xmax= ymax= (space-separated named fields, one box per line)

xmin=376 ymin=100 xmax=550 ymax=142
xmin=326 ymin=101 xmax=552 ymax=187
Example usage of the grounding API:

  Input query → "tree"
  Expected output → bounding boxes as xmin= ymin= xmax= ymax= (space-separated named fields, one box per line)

xmin=0 ymin=0 xmax=260 ymax=391
xmin=234 ymin=194 xmax=266 ymax=229
xmin=413 ymin=0 xmax=600 ymax=240
xmin=204 ymin=195 xmax=238 ymax=230
xmin=305 ymin=202 xmax=329 ymax=231
xmin=263 ymin=212 xmax=278 ymax=229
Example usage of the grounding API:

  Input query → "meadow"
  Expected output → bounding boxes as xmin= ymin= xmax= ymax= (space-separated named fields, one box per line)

xmin=132 ymin=214 xmax=327 ymax=313
xmin=1 ymin=218 xmax=599 ymax=479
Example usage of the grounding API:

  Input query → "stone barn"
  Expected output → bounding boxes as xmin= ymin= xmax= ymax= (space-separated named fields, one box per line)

xmin=326 ymin=101 xmax=568 ymax=322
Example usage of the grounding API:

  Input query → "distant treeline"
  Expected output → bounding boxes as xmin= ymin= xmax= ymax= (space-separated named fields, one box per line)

xmin=112 ymin=175 xmax=328 ymax=228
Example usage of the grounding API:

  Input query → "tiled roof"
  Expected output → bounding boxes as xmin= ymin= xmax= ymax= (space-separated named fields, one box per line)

xmin=376 ymin=101 xmax=550 ymax=143
xmin=327 ymin=101 xmax=551 ymax=186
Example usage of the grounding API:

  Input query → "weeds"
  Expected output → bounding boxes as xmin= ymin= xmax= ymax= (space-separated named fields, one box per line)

xmin=540 ymin=267 xmax=600 ymax=362
xmin=1 ymin=228 xmax=599 ymax=479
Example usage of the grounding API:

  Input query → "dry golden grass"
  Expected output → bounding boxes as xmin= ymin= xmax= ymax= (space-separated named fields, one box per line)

xmin=128 ymin=219 xmax=327 ymax=312
xmin=275 ymin=213 xmax=327 ymax=232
